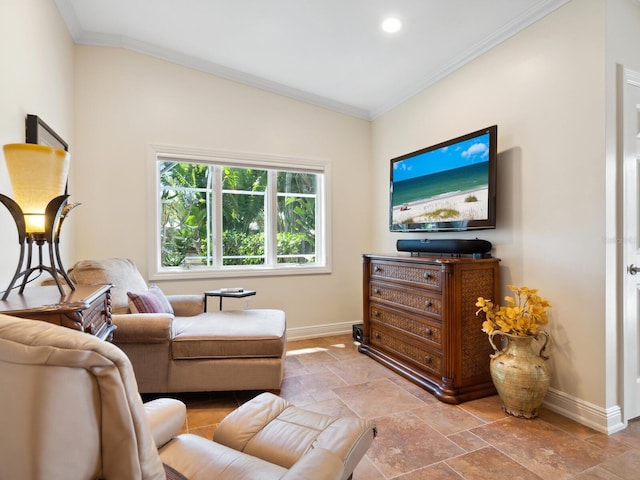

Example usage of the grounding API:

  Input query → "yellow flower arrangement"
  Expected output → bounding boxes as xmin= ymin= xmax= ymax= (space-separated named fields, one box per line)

xmin=476 ymin=285 xmax=551 ymax=337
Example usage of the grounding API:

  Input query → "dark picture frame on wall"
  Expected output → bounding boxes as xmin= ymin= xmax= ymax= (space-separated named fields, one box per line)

xmin=25 ymin=114 xmax=68 ymax=152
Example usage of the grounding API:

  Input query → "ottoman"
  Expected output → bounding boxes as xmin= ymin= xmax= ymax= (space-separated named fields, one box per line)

xmin=160 ymin=392 xmax=377 ymax=480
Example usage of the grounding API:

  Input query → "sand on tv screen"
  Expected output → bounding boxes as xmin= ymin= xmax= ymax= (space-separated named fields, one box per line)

xmin=390 ymin=130 xmax=493 ymax=231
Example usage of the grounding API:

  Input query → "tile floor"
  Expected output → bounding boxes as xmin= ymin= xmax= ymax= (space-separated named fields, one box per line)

xmin=169 ymin=334 xmax=640 ymax=480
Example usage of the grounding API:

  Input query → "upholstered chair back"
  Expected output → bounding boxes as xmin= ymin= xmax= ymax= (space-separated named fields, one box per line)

xmin=68 ymin=258 xmax=149 ymax=314
xmin=0 ymin=314 xmax=166 ymax=480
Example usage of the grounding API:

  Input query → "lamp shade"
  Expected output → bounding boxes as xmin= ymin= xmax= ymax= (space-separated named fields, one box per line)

xmin=3 ymin=143 xmax=70 ymax=234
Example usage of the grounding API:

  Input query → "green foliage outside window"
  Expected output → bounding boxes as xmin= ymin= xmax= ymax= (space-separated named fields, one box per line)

xmin=159 ymin=161 xmax=317 ymax=268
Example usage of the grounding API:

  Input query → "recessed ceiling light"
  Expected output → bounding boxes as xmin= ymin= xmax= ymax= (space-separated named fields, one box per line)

xmin=382 ymin=17 xmax=402 ymax=33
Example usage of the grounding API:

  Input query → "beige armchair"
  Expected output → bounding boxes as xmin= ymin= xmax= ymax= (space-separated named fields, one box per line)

xmin=0 ymin=314 xmax=376 ymax=480
xmin=66 ymin=258 xmax=286 ymax=393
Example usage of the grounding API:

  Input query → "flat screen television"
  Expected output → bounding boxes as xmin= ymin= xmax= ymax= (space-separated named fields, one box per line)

xmin=389 ymin=125 xmax=497 ymax=232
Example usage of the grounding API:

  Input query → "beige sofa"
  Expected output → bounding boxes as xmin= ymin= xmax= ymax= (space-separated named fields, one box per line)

xmin=0 ymin=314 xmax=376 ymax=480
xmin=67 ymin=258 xmax=286 ymax=393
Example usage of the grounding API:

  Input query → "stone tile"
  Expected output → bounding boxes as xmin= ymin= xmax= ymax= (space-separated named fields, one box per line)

xmin=352 ymin=455 xmax=385 ymax=480
xmin=320 ymin=336 xmax=364 ymax=361
xmin=412 ymin=402 xmax=486 ymax=436
xmin=395 ymin=462 xmax=465 ymax=479
xmin=325 ymin=356 xmax=398 ymax=385
xmin=333 ymin=378 xmax=426 ymax=418
xmin=176 ymin=335 xmax=640 ymax=480
xmin=296 ymin=397 xmax=358 ymax=418
xmin=597 ymin=449 xmax=640 ymax=479
xmin=283 ymin=354 xmax=309 ymax=378
xmin=572 ymin=466 xmax=625 ymax=479
xmin=285 ymin=345 xmax=337 ymax=366
xmin=279 ymin=370 xmax=345 ymax=406
xmin=447 ymin=430 xmax=490 ymax=452
xmin=289 ymin=369 xmax=347 ymax=392
xmin=608 ymin=418 xmax=640 ymax=449
xmin=284 ymin=354 xmax=331 ymax=377
xmin=366 ymin=411 xmax=464 ymax=478
xmin=445 ymin=446 xmax=544 ymax=480
xmin=388 ymin=375 xmax=442 ymax=404
xmin=537 ymin=407 xmax=600 ymax=439
xmin=472 ymin=417 xmax=611 ymax=479
xmin=185 ymin=395 xmax=238 ymax=429
xmin=583 ymin=431 xmax=637 ymax=456
xmin=457 ymin=394 xmax=509 ymax=422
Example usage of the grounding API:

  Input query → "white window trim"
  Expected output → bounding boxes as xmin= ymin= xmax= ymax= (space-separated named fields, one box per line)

xmin=147 ymin=144 xmax=332 ymax=280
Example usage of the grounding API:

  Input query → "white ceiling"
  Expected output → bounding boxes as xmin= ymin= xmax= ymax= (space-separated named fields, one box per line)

xmin=54 ymin=0 xmax=569 ymax=120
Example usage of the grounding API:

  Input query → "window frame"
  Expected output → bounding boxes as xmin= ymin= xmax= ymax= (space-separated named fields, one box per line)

xmin=147 ymin=144 xmax=332 ymax=280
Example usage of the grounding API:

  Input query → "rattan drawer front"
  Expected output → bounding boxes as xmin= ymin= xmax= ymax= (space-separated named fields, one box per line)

xmin=369 ymin=306 xmax=442 ymax=348
xmin=370 ymin=283 xmax=442 ymax=316
xmin=370 ymin=261 xmax=441 ymax=290
xmin=370 ymin=324 xmax=442 ymax=376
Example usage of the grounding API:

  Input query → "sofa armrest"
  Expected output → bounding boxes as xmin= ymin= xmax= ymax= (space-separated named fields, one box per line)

xmin=144 ymin=398 xmax=187 ymax=449
xmin=282 ymin=448 xmax=344 ymax=480
xmin=167 ymin=294 xmax=204 ymax=317
xmin=112 ymin=313 xmax=173 ymax=344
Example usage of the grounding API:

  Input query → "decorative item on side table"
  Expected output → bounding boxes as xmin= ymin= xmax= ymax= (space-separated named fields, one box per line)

xmin=476 ymin=285 xmax=552 ymax=419
xmin=0 ymin=141 xmax=79 ymax=299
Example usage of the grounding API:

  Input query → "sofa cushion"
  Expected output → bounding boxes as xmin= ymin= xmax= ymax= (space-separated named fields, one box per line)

xmin=171 ymin=310 xmax=286 ymax=360
xmin=128 ymin=285 xmax=174 ymax=315
xmin=68 ymin=258 xmax=148 ymax=314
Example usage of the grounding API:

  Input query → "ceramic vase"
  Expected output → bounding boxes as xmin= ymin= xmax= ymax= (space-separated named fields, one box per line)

xmin=488 ymin=331 xmax=550 ymax=419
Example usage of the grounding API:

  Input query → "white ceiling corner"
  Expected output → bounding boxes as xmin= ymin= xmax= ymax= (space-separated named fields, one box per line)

xmin=53 ymin=0 xmax=570 ymax=120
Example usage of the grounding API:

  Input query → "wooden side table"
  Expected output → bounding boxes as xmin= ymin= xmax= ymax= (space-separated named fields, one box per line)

xmin=0 ymin=284 xmax=116 ymax=342
xmin=204 ymin=289 xmax=256 ymax=311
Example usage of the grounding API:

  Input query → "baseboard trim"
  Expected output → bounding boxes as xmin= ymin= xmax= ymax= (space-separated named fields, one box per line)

xmin=287 ymin=321 xmax=356 ymax=341
xmin=543 ymin=387 xmax=625 ymax=434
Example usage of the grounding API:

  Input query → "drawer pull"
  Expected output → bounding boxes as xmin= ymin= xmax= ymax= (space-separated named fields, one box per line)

xmin=373 ymin=288 xmax=381 ymax=295
xmin=424 ymin=272 xmax=433 ymax=280
xmin=425 ymin=300 xmax=432 ymax=308
xmin=424 ymin=328 xmax=432 ymax=337
xmin=372 ymin=310 xmax=380 ymax=318
xmin=373 ymin=265 xmax=382 ymax=273
xmin=424 ymin=355 xmax=432 ymax=365
xmin=374 ymin=332 xmax=381 ymax=339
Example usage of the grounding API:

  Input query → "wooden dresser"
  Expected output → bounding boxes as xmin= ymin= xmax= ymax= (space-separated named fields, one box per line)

xmin=0 ymin=284 xmax=115 ymax=342
xmin=360 ymin=254 xmax=499 ymax=404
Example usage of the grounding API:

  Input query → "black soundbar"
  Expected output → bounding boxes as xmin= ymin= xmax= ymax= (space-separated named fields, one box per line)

xmin=396 ymin=239 xmax=492 ymax=255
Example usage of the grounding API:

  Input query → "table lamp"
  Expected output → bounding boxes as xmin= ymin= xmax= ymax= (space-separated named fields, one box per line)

xmin=0 ymin=143 xmax=77 ymax=299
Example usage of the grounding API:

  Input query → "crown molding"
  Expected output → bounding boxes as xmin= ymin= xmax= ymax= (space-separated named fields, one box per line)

xmin=369 ymin=0 xmax=571 ymax=118
xmin=55 ymin=0 xmax=570 ymax=121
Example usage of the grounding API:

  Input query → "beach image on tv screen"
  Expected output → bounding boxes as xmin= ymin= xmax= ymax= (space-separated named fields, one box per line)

xmin=391 ymin=133 xmax=490 ymax=227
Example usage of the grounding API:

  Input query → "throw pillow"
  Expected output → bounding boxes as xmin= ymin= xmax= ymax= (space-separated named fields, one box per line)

xmin=148 ymin=284 xmax=174 ymax=314
xmin=127 ymin=285 xmax=174 ymax=314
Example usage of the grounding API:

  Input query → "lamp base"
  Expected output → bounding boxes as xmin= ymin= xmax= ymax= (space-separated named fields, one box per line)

xmin=2 ymin=233 xmax=75 ymax=300
xmin=0 ymin=194 xmax=75 ymax=300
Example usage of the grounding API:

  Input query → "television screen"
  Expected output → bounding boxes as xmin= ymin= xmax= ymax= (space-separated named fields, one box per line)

xmin=389 ymin=125 xmax=497 ymax=232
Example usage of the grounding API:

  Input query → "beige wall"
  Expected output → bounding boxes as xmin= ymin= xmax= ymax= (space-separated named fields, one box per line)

xmin=372 ymin=0 xmax=640 ymax=430
xmin=73 ymin=46 xmax=372 ymax=335
xmin=0 ymin=0 xmax=75 ymax=292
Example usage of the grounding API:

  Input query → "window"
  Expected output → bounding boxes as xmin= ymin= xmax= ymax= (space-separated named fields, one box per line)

xmin=149 ymin=146 xmax=330 ymax=279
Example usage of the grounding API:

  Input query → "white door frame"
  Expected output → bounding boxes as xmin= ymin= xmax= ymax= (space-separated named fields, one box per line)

xmin=621 ymin=65 xmax=640 ymax=423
